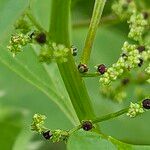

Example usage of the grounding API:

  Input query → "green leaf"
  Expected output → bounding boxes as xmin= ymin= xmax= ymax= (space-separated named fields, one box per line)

xmin=67 ymin=131 xmax=116 ymax=150
xmin=67 ymin=131 xmax=150 ymax=150
xmin=0 ymin=0 xmax=29 ymax=41
xmin=0 ymin=0 xmax=78 ymax=124
xmin=0 ymin=107 xmax=23 ymax=150
xmin=0 ymin=44 xmax=78 ymax=124
xmin=0 ymin=122 xmax=22 ymax=150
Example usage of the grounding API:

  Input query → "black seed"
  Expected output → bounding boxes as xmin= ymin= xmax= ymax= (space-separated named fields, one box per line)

xmin=30 ymin=32 xmax=35 ymax=39
xmin=137 ymin=46 xmax=145 ymax=53
xmin=143 ymin=12 xmax=149 ymax=20
xmin=122 ymin=78 xmax=130 ymax=85
xmin=78 ymin=64 xmax=88 ymax=73
xmin=138 ymin=59 xmax=144 ymax=67
xmin=36 ymin=32 xmax=46 ymax=44
xmin=42 ymin=130 xmax=52 ymax=140
xmin=71 ymin=45 xmax=78 ymax=56
xmin=122 ymin=53 xmax=128 ymax=60
xmin=142 ymin=99 xmax=150 ymax=109
xmin=97 ymin=64 xmax=107 ymax=75
xmin=82 ymin=121 xmax=93 ymax=131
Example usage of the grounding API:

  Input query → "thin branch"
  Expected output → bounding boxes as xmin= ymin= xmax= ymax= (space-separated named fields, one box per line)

xmin=80 ymin=0 xmax=107 ymax=64
xmin=73 ymin=14 xmax=118 ymax=29
xmin=92 ymin=108 xmax=128 ymax=123
xmin=81 ymin=72 xmax=100 ymax=77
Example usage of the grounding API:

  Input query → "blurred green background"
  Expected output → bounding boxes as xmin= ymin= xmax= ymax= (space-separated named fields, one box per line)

xmin=0 ymin=0 xmax=150 ymax=149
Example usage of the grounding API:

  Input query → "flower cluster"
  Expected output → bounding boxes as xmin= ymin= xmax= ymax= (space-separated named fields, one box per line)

xmin=99 ymin=42 xmax=140 ymax=85
xmin=122 ymin=42 xmax=141 ymax=68
xmin=140 ymin=46 xmax=150 ymax=61
xmin=52 ymin=43 xmax=69 ymax=63
xmin=127 ymin=102 xmax=144 ymax=118
xmin=14 ymin=14 xmax=31 ymax=34
xmin=38 ymin=45 xmax=53 ymax=63
xmin=50 ymin=130 xmax=69 ymax=143
xmin=31 ymin=114 xmax=47 ymax=133
xmin=7 ymin=33 xmax=31 ymax=57
xmin=99 ymin=41 xmax=150 ymax=85
xmin=31 ymin=114 xmax=69 ymax=143
xmin=100 ymin=85 xmax=127 ymax=103
xmin=112 ymin=0 xmax=136 ymax=19
xmin=128 ymin=12 xmax=148 ymax=42
xmin=39 ymin=43 xmax=69 ymax=63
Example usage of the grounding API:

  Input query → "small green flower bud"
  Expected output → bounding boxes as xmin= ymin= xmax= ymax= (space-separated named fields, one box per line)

xmin=112 ymin=0 xmax=136 ymax=20
xmin=51 ymin=130 xmax=69 ymax=143
xmin=38 ymin=46 xmax=53 ymax=64
xmin=14 ymin=15 xmax=31 ymax=34
xmin=52 ymin=43 xmax=69 ymax=63
xmin=31 ymin=114 xmax=47 ymax=133
xmin=127 ymin=102 xmax=144 ymax=118
xmin=7 ymin=33 xmax=30 ymax=56
xmin=128 ymin=12 xmax=148 ymax=41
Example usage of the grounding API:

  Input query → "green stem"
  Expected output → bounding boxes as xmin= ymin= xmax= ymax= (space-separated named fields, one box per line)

xmin=49 ymin=0 xmax=97 ymax=122
xmin=68 ymin=108 xmax=128 ymax=134
xmin=73 ymin=14 xmax=118 ymax=29
xmin=93 ymin=108 xmax=128 ymax=123
xmin=69 ymin=125 xmax=82 ymax=135
xmin=81 ymin=72 xmax=100 ymax=77
xmin=80 ymin=0 xmax=106 ymax=64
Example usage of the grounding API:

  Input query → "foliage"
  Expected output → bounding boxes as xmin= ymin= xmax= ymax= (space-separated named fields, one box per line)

xmin=0 ymin=0 xmax=150 ymax=149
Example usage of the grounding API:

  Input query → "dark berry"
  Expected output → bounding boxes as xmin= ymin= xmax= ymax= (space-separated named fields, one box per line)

xmin=142 ymin=99 xmax=150 ymax=109
xmin=82 ymin=121 xmax=93 ymax=131
xmin=143 ymin=12 xmax=149 ymax=20
xmin=36 ymin=32 xmax=46 ymax=44
xmin=78 ymin=64 xmax=88 ymax=73
xmin=122 ymin=78 xmax=130 ymax=85
xmin=42 ymin=130 xmax=52 ymax=140
xmin=137 ymin=46 xmax=145 ymax=53
xmin=71 ymin=45 xmax=78 ymax=56
xmin=97 ymin=64 xmax=107 ymax=75
xmin=138 ymin=58 xmax=144 ymax=67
